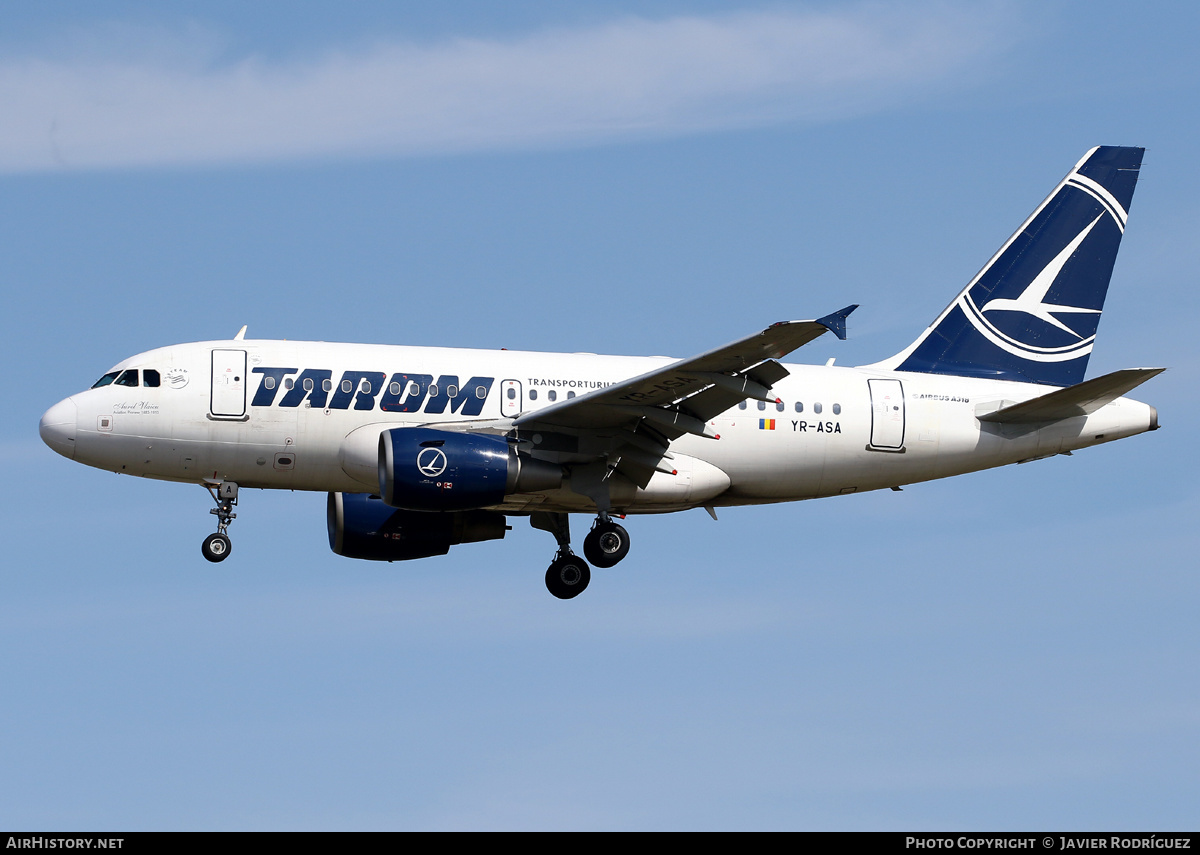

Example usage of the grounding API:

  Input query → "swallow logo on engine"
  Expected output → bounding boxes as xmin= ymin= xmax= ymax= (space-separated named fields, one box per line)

xmin=416 ymin=447 xmax=448 ymax=478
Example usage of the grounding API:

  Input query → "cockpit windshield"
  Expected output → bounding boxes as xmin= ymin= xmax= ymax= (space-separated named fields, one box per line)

xmin=91 ymin=368 xmax=162 ymax=389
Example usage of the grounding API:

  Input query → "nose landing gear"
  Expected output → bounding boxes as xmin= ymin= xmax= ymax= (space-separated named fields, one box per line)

xmin=202 ymin=532 xmax=231 ymax=561
xmin=201 ymin=481 xmax=238 ymax=563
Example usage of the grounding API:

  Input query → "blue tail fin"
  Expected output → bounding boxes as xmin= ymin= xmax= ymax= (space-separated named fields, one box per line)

xmin=889 ymin=146 xmax=1144 ymax=386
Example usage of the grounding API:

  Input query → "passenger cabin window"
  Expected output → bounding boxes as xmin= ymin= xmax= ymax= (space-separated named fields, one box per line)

xmin=567 ymin=391 xmax=575 ymax=399
xmin=115 ymin=370 xmax=139 ymax=387
xmin=529 ymin=389 xmax=538 ymax=401
xmin=814 ymin=402 xmax=823 ymax=414
xmin=833 ymin=403 xmax=841 ymax=415
xmin=389 ymin=382 xmax=402 ymax=396
xmin=506 ymin=387 xmax=516 ymax=400
xmin=738 ymin=401 xmax=747 ymax=410
xmin=757 ymin=401 xmax=766 ymax=411
xmin=476 ymin=386 xmax=486 ymax=399
xmin=263 ymin=376 xmax=277 ymax=390
xmin=340 ymin=379 xmax=352 ymax=393
xmin=143 ymin=369 xmax=161 ymax=387
xmin=446 ymin=385 xmax=458 ymax=398
xmin=775 ymin=401 xmax=784 ymax=412
xmin=795 ymin=402 xmax=803 ymax=413
xmin=92 ymin=372 xmax=119 ymax=389
xmin=303 ymin=378 xmax=314 ymax=392
xmin=323 ymin=379 xmax=333 ymax=393
xmin=548 ymin=390 xmax=557 ymax=402
xmin=284 ymin=378 xmax=294 ymax=390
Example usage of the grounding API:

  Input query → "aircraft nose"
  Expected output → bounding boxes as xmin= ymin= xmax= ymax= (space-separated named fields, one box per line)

xmin=40 ymin=397 xmax=78 ymax=460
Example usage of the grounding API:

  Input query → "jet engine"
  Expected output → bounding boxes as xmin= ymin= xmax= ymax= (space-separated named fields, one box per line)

xmin=378 ymin=427 xmax=561 ymax=511
xmin=327 ymin=492 xmax=508 ymax=561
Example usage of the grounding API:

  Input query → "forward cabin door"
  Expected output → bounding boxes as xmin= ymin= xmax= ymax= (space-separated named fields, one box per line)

xmin=868 ymin=378 xmax=905 ymax=450
xmin=210 ymin=349 xmax=247 ymax=418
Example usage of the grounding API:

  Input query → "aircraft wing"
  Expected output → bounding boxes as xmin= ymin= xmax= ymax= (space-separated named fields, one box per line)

xmin=513 ymin=306 xmax=857 ymax=440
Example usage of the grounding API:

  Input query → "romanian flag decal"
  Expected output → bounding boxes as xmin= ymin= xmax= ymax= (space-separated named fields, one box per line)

xmin=759 ymin=419 xmax=776 ymax=430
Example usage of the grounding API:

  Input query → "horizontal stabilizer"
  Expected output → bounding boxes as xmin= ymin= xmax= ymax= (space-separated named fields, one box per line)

xmin=978 ymin=368 xmax=1164 ymax=425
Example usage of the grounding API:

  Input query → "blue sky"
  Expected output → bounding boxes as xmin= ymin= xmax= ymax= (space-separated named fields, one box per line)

xmin=3 ymin=0 xmax=1198 ymax=830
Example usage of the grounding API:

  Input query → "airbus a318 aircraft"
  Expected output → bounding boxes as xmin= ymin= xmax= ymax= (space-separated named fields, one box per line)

xmin=40 ymin=146 xmax=1161 ymax=598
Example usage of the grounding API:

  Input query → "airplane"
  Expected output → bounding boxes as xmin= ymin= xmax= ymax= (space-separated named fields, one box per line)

xmin=39 ymin=146 xmax=1162 ymax=599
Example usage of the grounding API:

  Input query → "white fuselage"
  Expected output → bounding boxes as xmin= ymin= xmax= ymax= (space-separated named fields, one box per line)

xmin=40 ymin=338 xmax=1158 ymax=515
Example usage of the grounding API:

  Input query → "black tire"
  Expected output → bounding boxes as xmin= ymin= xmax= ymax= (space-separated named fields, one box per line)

xmin=545 ymin=554 xmax=591 ymax=599
xmin=583 ymin=521 xmax=630 ymax=568
xmin=202 ymin=532 xmax=232 ymax=563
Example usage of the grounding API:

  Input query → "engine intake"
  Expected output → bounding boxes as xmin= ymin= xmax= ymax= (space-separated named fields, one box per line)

xmin=327 ymin=492 xmax=508 ymax=561
xmin=378 ymin=427 xmax=561 ymax=511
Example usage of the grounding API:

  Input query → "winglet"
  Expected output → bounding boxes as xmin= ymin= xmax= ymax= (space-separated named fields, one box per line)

xmin=816 ymin=305 xmax=858 ymax=341
xmin=233 ymin=325 xmax=248 ymax=341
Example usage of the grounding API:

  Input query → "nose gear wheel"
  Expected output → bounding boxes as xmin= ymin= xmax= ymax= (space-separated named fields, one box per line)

xmin=202 ymin=532 xmax=232 ymax=562
xmin=201 ymin=481 xmax=238 ymax=564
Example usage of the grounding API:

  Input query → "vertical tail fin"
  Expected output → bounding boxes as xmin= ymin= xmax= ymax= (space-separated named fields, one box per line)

xmin=885 ymin=146 xmax=1144 ymax=386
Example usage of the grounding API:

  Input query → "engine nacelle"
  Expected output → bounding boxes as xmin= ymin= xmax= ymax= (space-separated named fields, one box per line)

xmin=378 ymin=427 xmax=561 ymax=511
xmin=327 ymin=492 xmax=508 ymax=561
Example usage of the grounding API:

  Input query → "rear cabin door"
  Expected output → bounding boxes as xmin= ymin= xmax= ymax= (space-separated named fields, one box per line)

xmin=211 ymin=349 xmax=247 ymax=418
xmin=868 ymin=378 xmax=905 ymax=450
xmin=501 ymin=379 xmax=522 ymax=417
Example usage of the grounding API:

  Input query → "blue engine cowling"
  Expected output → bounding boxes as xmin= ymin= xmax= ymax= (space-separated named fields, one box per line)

xmin=378 ymin=427 xmax=561 ymax=511
xmin=327 ymin=492 xmax=508 ymax=561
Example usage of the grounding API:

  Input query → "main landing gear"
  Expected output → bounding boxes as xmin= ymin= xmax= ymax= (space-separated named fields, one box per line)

xmin=201 ymin=481 xmax=238 ymax=563
xmin=583 ymin=517 xmax=630 ymax=568
xmin=546 ymin=552 xmax=590 ymax=600
xmin=531 ymin=512 xmax=631 ymax=599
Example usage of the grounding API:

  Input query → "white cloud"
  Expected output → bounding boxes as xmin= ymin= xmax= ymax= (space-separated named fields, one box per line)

xmin=0 ymin=4 xmax=1017 ymax=172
